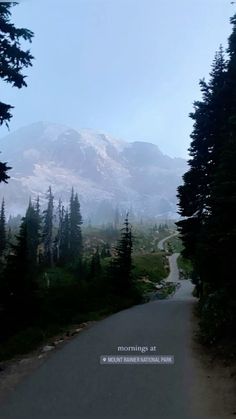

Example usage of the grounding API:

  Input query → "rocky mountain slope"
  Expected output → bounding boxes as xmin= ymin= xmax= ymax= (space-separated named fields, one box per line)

xmin=0 ymin=122 xmax=186 ymax=221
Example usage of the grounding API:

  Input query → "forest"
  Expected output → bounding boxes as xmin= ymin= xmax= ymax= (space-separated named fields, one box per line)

xmin=0 ymin=186 xmax=173 ymax=359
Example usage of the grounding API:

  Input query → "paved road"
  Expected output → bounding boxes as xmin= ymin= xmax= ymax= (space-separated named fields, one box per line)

xmin=0 ymin=256 xmax=214 ymax=419
xmin=165 ymin=253 xmax=195 ymax=302
xmin=157 ymin=231 xmax=178 ymax=251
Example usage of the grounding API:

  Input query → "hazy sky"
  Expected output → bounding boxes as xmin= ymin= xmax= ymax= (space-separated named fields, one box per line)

xmin=0 ymin=0 xmax=234 ymax=157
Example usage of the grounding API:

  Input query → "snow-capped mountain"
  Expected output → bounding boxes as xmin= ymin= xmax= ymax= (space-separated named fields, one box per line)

xmin=0 ymin=122 xmax=186 ymax=221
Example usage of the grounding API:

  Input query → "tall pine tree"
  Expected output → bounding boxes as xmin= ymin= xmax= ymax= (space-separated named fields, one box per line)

xmin=5 ymin=199 xmax=41 ymax=300
xmin=109 ymin=215 xmax=134 ymax=295
xmin=69 ymin=189 xmax=83 ymax=262
xmin=204 ymin=15 xmax=236 ymax=293
xmin=177 ymin=47 xmax=227 ymax=265
xmin=177 ymin=15 xmax=236 ymax=341
xmin=0 ymin=2 xmax=34 ymax=182
xmin=59 ymin=208 xmax=70 ymax=264
xmin=54 ymin=198 xmax=63 ymax=263
xmin=0 ymin=198 xmax=6 ymax=258
xmin=42 ymin=187 xmax=54 ymax=266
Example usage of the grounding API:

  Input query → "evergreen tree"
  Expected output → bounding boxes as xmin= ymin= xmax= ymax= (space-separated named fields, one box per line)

xmin=204 ymin=15 xmax=236 ymax=293
xmin=42 ymin=187 xmax=54 ymax=266
xmin=8 ymin=213 xmax=21 ymax=231
xmin=35 ymin=196 xmax=42 ymax=263
xmin=177 ymin=15 xmax=236 ymax=341
xmin=177 ymin=47 xmax=227 ymax=262
xmin=109 ymin=215 xmax=134 ymax=295
xmin=54 ymin=198 xmax=63 ymax=262
xmin=25 ymin=200 xmax=41 ymax=267
xmin=69 ymin=189 xmax=83 ymax=261
xmin=5 ymin=200 xmax=41 ymax=300
xmin=90 ymin=248 xmax=101 ymax=279
xmin=6 ymin=227 xmax=12 ymax=251
xmin=35 ymin=196 xmax=40 ymax=219
xmin=59 ymin=208 xmax=70 ymax=264
xmin=0 ymin=198 xmax=6 ymax=258
xmin=101 ymin=242 xmax=111 ymax=259
xmin=0 ymin=2 xmax=34 ymax=182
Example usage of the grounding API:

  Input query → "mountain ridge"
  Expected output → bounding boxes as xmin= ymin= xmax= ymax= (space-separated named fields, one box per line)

xmin=0 ymin=122 xmax=186 ymax=221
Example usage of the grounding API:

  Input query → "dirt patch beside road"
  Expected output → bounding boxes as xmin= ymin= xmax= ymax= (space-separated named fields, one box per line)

xmin=191 ymin=310 xmax=236 ymax=418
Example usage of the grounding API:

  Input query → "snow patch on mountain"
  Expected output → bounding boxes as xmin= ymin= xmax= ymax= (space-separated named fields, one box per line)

xmin=0 ymin=122 xmax=187 ymax=220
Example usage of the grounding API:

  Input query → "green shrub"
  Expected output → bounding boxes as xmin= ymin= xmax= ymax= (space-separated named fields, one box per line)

xmin=177 ymin=255 xmax=193 ymax=279
xmin=133 ymin=253 xmax=168 ymax=282
xmin=199 ymin=290 xmax=236 ymax=344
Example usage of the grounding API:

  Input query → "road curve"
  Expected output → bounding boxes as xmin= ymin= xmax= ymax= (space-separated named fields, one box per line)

xmin=165 ymin=253 xmax=195 ymax=302
xmin=0 ymin=255 xmax=217 ymax=419
xmin=157 ymin=231 xmax=178 ymax=251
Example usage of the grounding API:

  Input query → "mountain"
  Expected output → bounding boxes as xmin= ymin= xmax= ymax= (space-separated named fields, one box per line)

xmin=0 ymin=122 xmax=186 ymax=221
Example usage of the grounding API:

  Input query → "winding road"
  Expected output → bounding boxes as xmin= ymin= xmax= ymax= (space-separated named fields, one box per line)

xmin=157 ymin=231 xmax=178 ymax=252
xmin=0 ymin=236 xmax=225 ymax=418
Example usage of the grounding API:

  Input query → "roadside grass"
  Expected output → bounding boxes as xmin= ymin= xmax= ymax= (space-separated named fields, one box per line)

xmin=133 ymin=252 xmax=169 ymax=294
xmin=0 ymin=318 xmax=100 ymax=362
xmin=39 ymin=267 xmax=76 ymax=288
xmin=165 ymin=235 xmax=183 ymax=253
xmin=133 ymin=227 xmax=171 ymax=254
xmin=177 ymin=255 xmax=193 ymax=279
xmin=0 ymin=326 xmax=63 ymax=361
xmin=0 ymin=300 xmax=138 ymax=362
xmin=156 ymin=282 xmax=179 ymax=299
